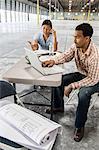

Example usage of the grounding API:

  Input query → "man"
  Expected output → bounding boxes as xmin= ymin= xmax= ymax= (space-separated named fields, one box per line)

xmin=28 ymin=19 xmax=58 ymax=51
xmin=42 ymin=23 xmax=99 ymax=142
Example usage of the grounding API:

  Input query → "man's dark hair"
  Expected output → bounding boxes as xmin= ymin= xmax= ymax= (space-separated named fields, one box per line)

xmin=75 ymin=23 xmax=93 ymax=38
xmin=42 ymin=19 xmax=52 ymax=29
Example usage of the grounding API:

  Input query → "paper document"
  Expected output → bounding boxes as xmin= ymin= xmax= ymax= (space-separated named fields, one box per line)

xmin=25 ymin=47 xmax=50 ymax=57
xmin=0 ymin=103 xmax=61 ymax=150
xmin=34 ymin=49 xmax=50 ymax=56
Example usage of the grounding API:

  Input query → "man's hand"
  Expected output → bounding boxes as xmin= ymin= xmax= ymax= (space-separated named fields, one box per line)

xmin=64 ymin=84 xmax=73 ymax=97
xmin=42 ymin=60 xmax=55 ymax=67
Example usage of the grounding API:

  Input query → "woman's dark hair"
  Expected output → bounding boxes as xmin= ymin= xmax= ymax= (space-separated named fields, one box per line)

xmin=42 ymin=19 xmax=52 ymax=29
xmin=75 ymin=23 xmax=93 ymax=38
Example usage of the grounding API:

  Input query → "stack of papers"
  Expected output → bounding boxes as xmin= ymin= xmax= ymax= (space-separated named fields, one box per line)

xmin=24 ymin=47 xmax=62 ymax=63
xmin=0 ymin=102 xmax=61 ymax=150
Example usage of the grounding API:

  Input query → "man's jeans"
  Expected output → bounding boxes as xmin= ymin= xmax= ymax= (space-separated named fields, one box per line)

xmin=52 ymin=72 xmax=99 ymax=128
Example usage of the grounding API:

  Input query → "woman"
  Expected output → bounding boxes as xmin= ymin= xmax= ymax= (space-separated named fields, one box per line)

xmin=29 ymin=19 xmax=58 ymax=51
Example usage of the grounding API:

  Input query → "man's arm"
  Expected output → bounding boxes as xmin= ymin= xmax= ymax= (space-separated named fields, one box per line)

xmin=71 ymin=57 xmax=99 ymax=89
xmin=64 ymin=56 xmax=99 ymax=96
xmin=54 ymin=44 xmax=75 ymax=64
xmin=42 ymin=44 xmax=75 ymax=67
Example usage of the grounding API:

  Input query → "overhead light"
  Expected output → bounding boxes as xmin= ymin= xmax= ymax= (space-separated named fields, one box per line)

xmin=92 ymin=10 xmax=95 ymax=12
xmin=42 ymin=0 xmax=47 ymax=2
xmin=61 ymin=12 xmax=63 ymax=15
xmin=75 ymin=13 xmax=78 ymax=15
xmin=68 ymin=13 xmax=71 ymax=15
xmin=91 ymin=0 xmax=94 ymax=2
xmin=83 ymin=13 xmax=85 ymax=16
xmin=51 ymin=5 xmax=54 ymax=8
xmin=86 ymin=3 xmax=89 ymax=6
xmin=69 ymin=0 xmax=72 ymax=12
xmin=81 ymin=10 xmax=83 ymax=12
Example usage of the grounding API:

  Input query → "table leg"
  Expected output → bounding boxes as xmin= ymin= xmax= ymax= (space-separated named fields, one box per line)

xmin=50 ymin=87 xmax=54 ymax=120
xmin=13 ymin=83 xmax=17 ymax=104
xmin=12 ymin=83 xmax=53 ymax=120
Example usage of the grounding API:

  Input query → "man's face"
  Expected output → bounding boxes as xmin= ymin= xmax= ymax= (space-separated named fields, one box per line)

xmin=42 ymin=25 xmax=52 ymax=36
xmin=74 ymin=30 xmax=89 ymax=49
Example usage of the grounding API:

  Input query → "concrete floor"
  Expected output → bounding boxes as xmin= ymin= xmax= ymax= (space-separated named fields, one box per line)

xmin=0 ymin=20 xmax=99 ymax=150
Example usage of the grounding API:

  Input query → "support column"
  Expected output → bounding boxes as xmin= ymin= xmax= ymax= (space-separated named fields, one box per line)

xmin=37 ymin=0 xmax=40 ymax=25
xmin=54 ymin=0 xmax=57 ymax=19
xmin=87 ymin=0 xmax=91 ymax=22
xmin=11 ymin=0 xmax=16 ymax=22
xmin=1 ymin=0 xmax=6 ymax=23
xmin=49 ymin=0 xmax=51 ymax=19
xmin=16 ymin=1 xmax=19 ymax=22
xmin=6 ymin=0 xmax=11 ymax=22
xmin=23 ymin=3 xmax=25 ymax=22
xmin=20 ymin=2 xmax=23 ymax=22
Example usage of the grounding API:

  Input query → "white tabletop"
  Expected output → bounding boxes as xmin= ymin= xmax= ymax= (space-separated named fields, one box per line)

xmin=2 ymin=58 xmax=62 ymax=87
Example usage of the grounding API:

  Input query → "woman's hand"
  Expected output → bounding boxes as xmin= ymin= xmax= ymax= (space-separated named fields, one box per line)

xmin=51 ymin=29 xmax=56 ymax=37
xmin=51 ymin=29 xmax=57 ymax=51
xmin=28 ymin=41 xmax=39 ymax=51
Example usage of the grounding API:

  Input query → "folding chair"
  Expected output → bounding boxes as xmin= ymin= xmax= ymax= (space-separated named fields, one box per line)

xmin=0 ymin=80 xmax=24 ymax=106
xmin=65 ymin=89 xmax=99 ymax=111
xmin=0 ymin=80 xmax=26 ymax=150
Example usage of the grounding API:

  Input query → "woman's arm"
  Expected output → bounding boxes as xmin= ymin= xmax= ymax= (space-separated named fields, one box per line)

xmin=52 ymin=29 xmax=57 ymax=51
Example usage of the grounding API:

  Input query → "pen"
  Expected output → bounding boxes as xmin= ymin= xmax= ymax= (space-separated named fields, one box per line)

xmin=39 ymin=53 xmax=56 ymax=56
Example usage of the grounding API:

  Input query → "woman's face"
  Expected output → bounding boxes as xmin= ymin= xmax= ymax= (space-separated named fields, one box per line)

xmin=42 ymin=25 xmax=52 ymax=36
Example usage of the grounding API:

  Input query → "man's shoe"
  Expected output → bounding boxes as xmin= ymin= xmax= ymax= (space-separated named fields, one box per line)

xmin=74 ymin=127 xmax=84 ymax=142
xmin=45 ymin=107 xmax=64 ymax=114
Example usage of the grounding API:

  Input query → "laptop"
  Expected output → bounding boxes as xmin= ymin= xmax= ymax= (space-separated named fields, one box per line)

xmin=25 ymin=48 xmax=65 ymax=75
